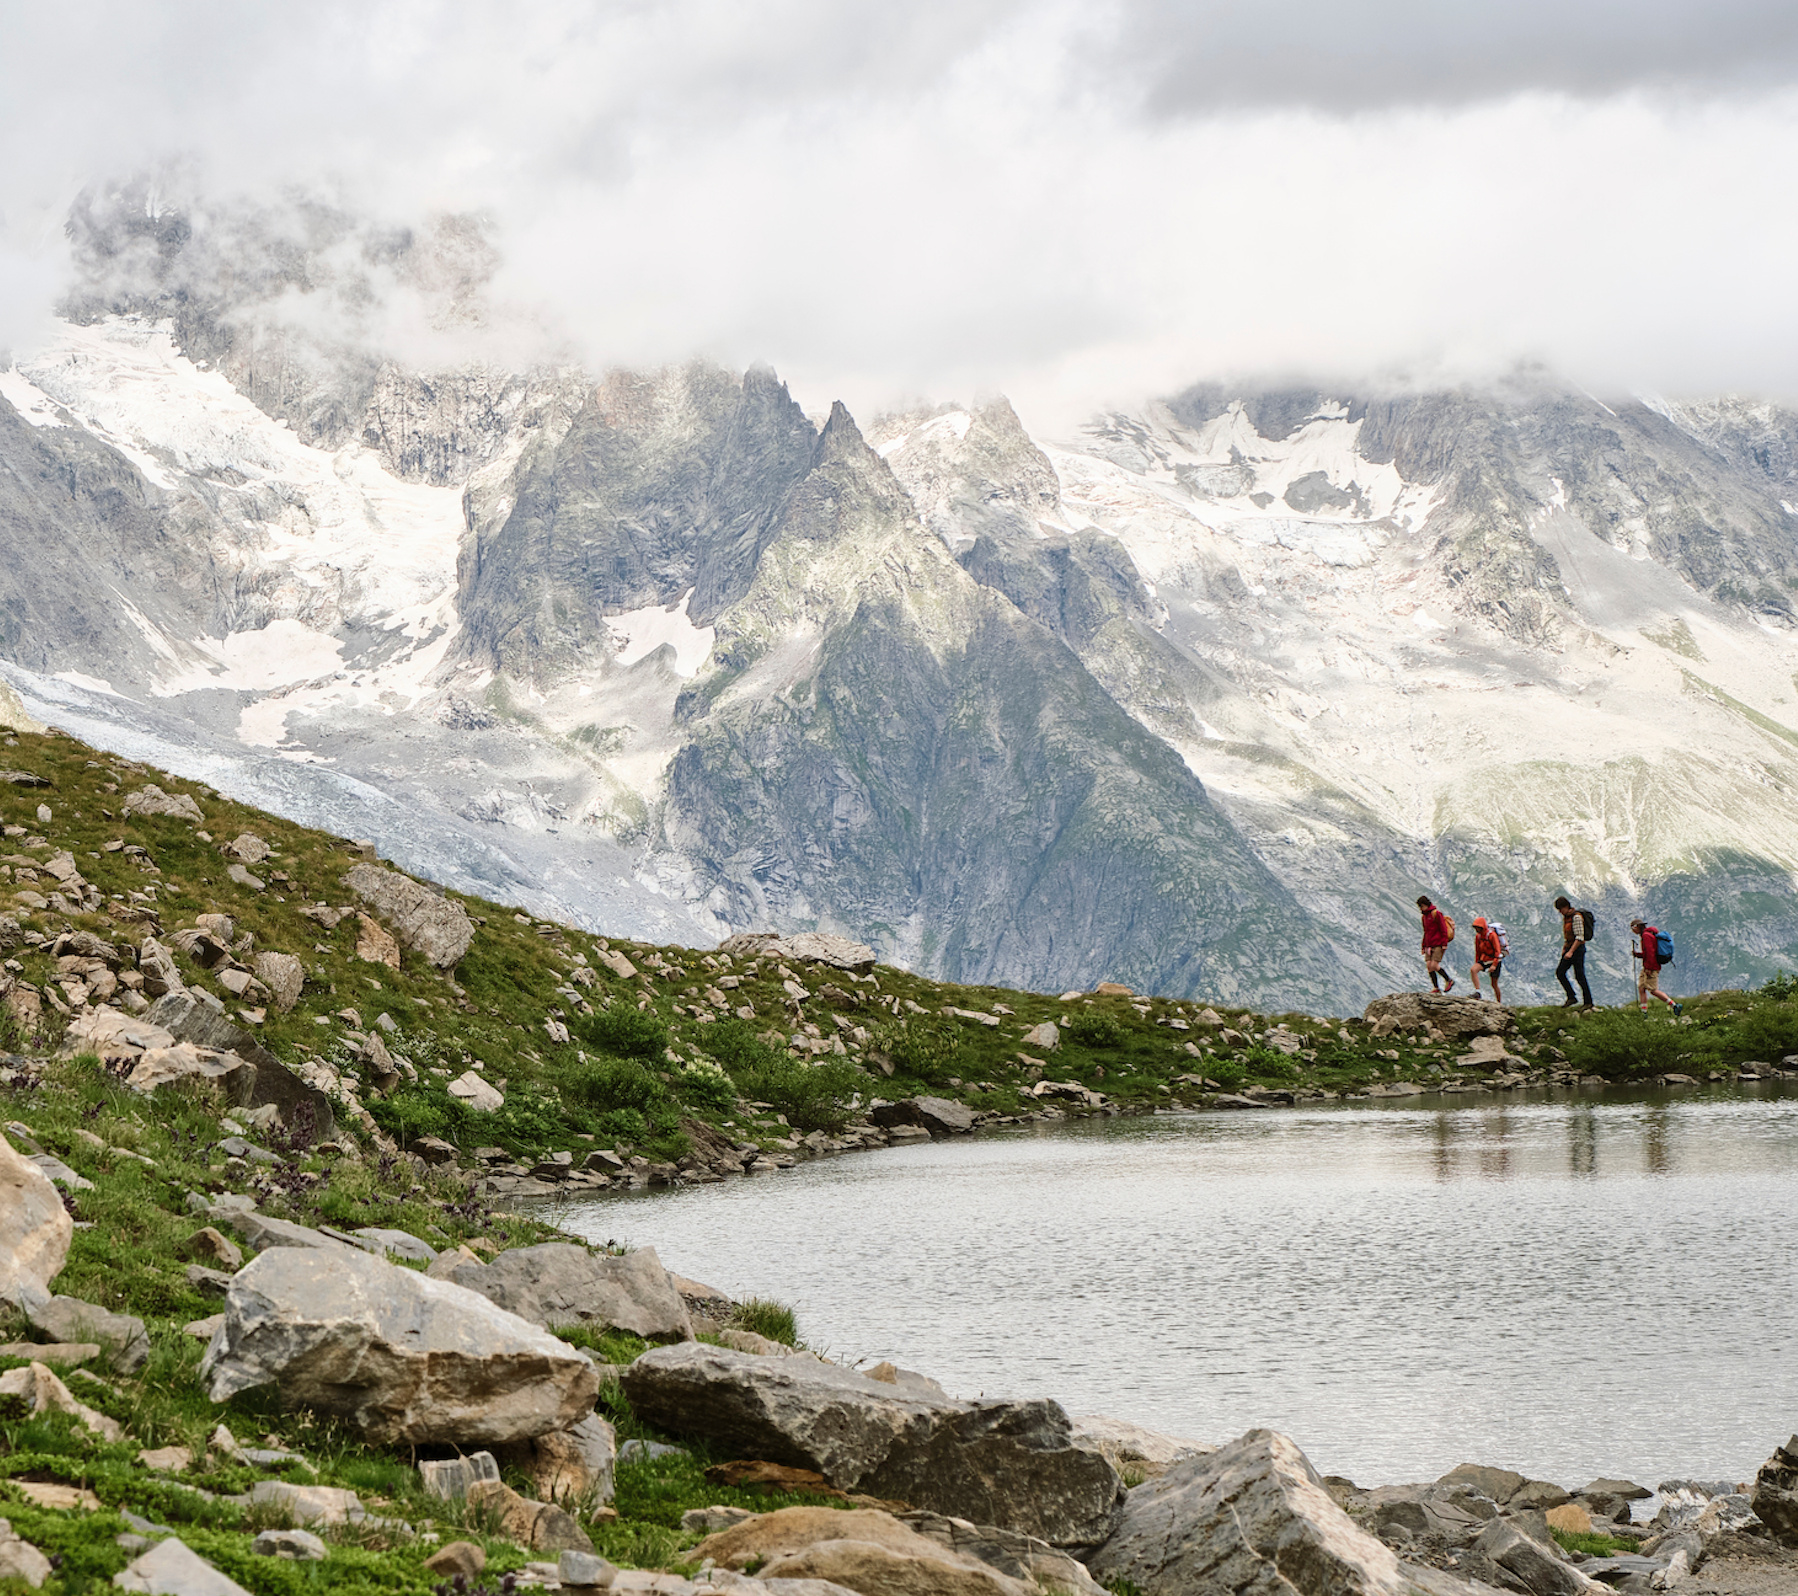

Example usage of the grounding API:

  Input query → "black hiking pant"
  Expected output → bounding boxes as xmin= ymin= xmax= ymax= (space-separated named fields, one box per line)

xmin=1556 ymin=944 xmax=1592 ymax=1005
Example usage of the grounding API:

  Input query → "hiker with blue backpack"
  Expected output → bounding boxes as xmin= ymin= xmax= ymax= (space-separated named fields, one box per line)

xmin=1630 ymin=918 xmax=1683 ymax=1017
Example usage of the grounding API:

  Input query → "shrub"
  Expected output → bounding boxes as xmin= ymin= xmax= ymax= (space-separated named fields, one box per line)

xmin=698 ymin=1018 xmax=784 ymax=1076
xmin=1207 ymin=1059 xmax=1245 ymax=1087
xmin=1064 ymin=1011 xmax=1124 ymax=1048
xmin=1562 ymin=1011 xmax=1689 ymax=1078
xmin=1725 ymin=1004 xmax=1798 ymax=1065
xmin=744 ymin=1057 xmax=865 ymax=1134
xmin=564 ymin=1056 xmax=667 ymax=1116
xmin=675 ymin=1055 xmax=737 ymax=1113
xmin=870 ymin=1017 xmax=963 ymax=1083
xmin=577 ymin=1005 xmax=670 ymax=1060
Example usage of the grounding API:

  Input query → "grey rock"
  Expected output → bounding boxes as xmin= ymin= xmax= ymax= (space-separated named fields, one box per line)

xmin=683 ymin=1507 xmax=757 ymax=1535
xmin=349 ymin=1227 xmax=438 ymax=1263
xmin=868 ymin=1097 xmax=975 ymax=1136
xmin=558 ymin=1550 xmax=618 ymax=1589
xmin=342 ymin=863 xmax=475 ymax=968
xmin=112 ymin=1537 xmax=250 ymax=1596
xmin=200 ymin=1245 xmax=601 ymax=1444
xmin=25 ymin=1153 xmax=93 ymax=1192
xmin=1087 ymin=1428 xmax=1476 ymax=1596
xmin=1753 ymin=1437 xmax=1798 ymax=1546
xmin=27 ymin=1294 xmax=149 ymax=1373
xmin=1472 ymin=1518 xmax=1587 ymax=1596
xmin=252 ymin=954 xmax=304 ymax=1013
xmin=1364 ymin=994 xmax=1515 ymax=1040
xmin=617 ymin=1439 xmax=690 ymax=1464
xmin=216 ymin=1136 xmax=279 ymax=1165
xmin=0 ymin=1520 xmax=52 ymax=1588
xmin=247 ymin=1483 xmax=366 ymax=1526
xmin=1584 ymin=1480 xmax=1652 ymax=1502
xmin=216 ymin=1210 xmax=356 ymax=1255
xmin=251 ymin=1529 xmax=327 ymax=1560
xmin=144 ymin=992 xmax=336 ymax=1140
xmin=449 ymin=1243 xmax=694 ymax=1342
xmin=0 ymin=1133 xmax=72 ymax=1312
xmin=420 ymin=1452 xmax=502 ymax=1501
xmin=1438 ymin=1464 xmax=1528 ymax=1504
xmin=119 ymin=786 xmax=204 ymax=825
xmin=185 ymin=1265 xmax=234 ymax=1297
xmin=622 ymin=1342 xmax=1122 ymax=1546
xmin=899 ymin=1509 xmax=1108 ymax=1596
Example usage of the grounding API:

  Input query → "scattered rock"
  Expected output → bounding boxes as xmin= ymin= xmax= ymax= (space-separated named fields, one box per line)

xmin=1020 ymin=1022 xmax=1059 ymax=1051
xmin=900 ymin=1509 xmax=1110 ymax=1596
xmin=224 ymin=834 xmax=270 ymax=863
xmin=120 ymin=786 xmax=205 ymax=824
xmin=354 ymin=913 xmax=401 ymax=968
xmin=718 ymin=932 xmax=877 ymax=972
xmin=0 ymin=1360 xmax=123 ymax=1441
xmin=448 ymin=1069 xmax=504 ymax=1112
xmin=424 ymin=1542 xmax=488 ymax=1578
xmin=346 ymin=1227 xmax=438 ymax=1264
xmin=1087 ymin=1428 xmax=1474 ymax=1596
xmin=200 ymin=1245 xmax=602 ymax=1444
xmin=186 ymin=1265 xmax=234 ymax=1297
xmin=466 ymin=1478 xmax=595 ymax=1553
xmin=252 ymin=953 xmax=304 ymax=1012
xmin=684 ymin=1507 xmax=758 ymax=1535
xmin=1471 ymin=1517 xmax=1587 ymax=1596
xmin=448 ymin=1243 xmax=695 ymax=1342
xmin=414 ymin=1135 xmax=459 ymax=1165
xmin=113 ymin=1537 xmax=250 ymax=1596
xmin=342 ymin=863 xmax=476 ymax=968
xmin=143 ymin=993 xmax=337 ymax=1139
xmin=251 ymin=1529 xmax=328 ymax=1561
xmin=182 ymin=1228 xmax=244 ymax=1269
xmin=623 ymin=1342 xmax=1122 ymax=1546
xmin=559 ymin=1549 xmax=618 ymax=1590
xmin=214 ymin=1210 xmax=355 ymax=1255
xmin=1070 ymin=1415 xmax=1214 ymax=1476
xmin=0 ymin=1520 xmax=51 ymax=1589
xmin=500 ymin=1413 xmax=619 ymax=1507
xmin=138 ymin=1446 xmax=193 ymax=1473
xmin=420 ymin=1452 xmax=503 ymax=1501
xmin=12 ymin=1481 xmax=99 ymax=1512
xmin=226 ymin=864 xmax=266 ymax=892
xmin=697 ymin=1506 xmax=1032 ymax=1596
xmin=248 ymin=1482 xmax=365 ymax=1526
xmin=27 ymin=1295 xmax=149 ymax=1373
xmin=0 ymin=1131 xmax=71 ymax=1312
xmin=0 ymin=1340 xmax=98 ymax=1366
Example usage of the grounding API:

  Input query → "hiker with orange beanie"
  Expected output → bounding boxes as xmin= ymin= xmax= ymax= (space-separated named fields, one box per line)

xmin=1469 ymin=916 xmax=1506 ymax=1003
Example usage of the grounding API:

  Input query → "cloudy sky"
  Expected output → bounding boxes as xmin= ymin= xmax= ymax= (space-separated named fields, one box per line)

xmin=4 ymin=0 xmax=1798 ymax=424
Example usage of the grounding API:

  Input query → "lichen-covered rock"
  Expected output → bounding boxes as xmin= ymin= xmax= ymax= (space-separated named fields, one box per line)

xmin=253 ymin=952 xmax=305 ymax=1012
xmin=343 ymin=863 xmax=475 ymax=968
xmin=201 ymin=1246 xmax=600 ymax=1444
xmin=120 ymin=785 xmax=205 ymax=824
xmin=1362 ymin=993 xmax=1515 ymax=1040
xmin=0 ymin=1133 xmax=70 ymax=1313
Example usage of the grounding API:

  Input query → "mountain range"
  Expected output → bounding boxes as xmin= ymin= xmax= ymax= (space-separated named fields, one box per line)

xmin=4 ymin=185 xmax=1797 ymax=1013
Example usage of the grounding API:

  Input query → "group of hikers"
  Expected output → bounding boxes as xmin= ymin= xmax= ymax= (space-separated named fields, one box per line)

xmin=1415 ymin=894 xmax=1682 ymax=1016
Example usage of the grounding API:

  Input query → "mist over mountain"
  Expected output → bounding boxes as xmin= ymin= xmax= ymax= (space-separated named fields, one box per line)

xmin=4 ymin=185 xmax=1798 ymax=1012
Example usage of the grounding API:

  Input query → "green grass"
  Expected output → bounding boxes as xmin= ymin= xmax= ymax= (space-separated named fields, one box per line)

xmin=1552 ymin=1528 xmax=1638 ymax=1557
xmin=730 ymin=1299 xmax=800 ymax=1347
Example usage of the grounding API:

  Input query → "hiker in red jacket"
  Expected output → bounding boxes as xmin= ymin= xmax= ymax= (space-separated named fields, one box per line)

xmin=1469 ymin=916 xmax=1504 ymax=1003
xmin=1417 ymin=895 xmax=1455 ymax=992
xmin=1630 ymin=918 xmax=1682 ymax=1017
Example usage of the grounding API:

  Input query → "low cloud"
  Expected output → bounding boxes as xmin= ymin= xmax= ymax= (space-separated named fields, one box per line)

xmin=4 ymin=1 xmax=1798 ymax=429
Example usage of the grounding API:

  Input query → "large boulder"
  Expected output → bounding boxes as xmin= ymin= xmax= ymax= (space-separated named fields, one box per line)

xmin=144 ymin=993 xmax=336 ymax=1139
xmin=0 ymin=1133 xmax=70 ymax=1312
xmin=869 ymin=1097 xmax=975 ymax=1137
xmin=1362 ymin=994 xmax=1515 ymax=1040
xmin=623 ymin=1343 xmax=1122 ymax=1547
xmin=200 ymin=1246 xmax=600 ymax=1444
xmin=1086 ymin=1429 xmax=1485 ymax=1596
xmin=342 ymin=863 xmax=475 ymax=969
xmin=448 ymin=1244 xmax=694 ymax=1342
xmin=1753 ymin=1437 xmax=1798 ymax=1545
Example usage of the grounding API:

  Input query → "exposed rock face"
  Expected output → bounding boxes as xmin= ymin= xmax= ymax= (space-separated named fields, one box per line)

xmin=869 ymin=1097 xmax=975 ymax=1137
xmin=120 ymin=785 xmax=205 ymax=824
xmin=718 ymin=933 xmax=877 ymax=972
xmin=448 ymin=1244 xmax=693 ymax=1342
xmin=0 ymin=1132 xmax=71 ymax=1312
xmin=143 ymin=993 xmax=336 ymax=1139
xmin=1363 ymin=994 xmax=1515 ymax=1040
xmin=200 ymin=1246 xmax=601 ymax=1444
xmin=342 ymin=863 xmax=475 ymax=968
xmin=623 ymin=1342 xmax=1122 ymax=1547
xmin=1086 ymin=1429 xmax=1474 ymax=1596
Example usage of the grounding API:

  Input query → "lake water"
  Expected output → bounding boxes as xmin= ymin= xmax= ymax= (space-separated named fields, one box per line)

xmin=559 ymin=1089 xmax=1798 ymax=1491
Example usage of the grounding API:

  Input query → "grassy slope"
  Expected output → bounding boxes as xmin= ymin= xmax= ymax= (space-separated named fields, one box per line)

xmin=0 ymin=725 xmax=1794 ymax=1592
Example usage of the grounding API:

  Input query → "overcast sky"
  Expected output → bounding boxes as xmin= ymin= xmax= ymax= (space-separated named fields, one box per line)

xmin=4 ymin=0 xmax=1798 ymax=426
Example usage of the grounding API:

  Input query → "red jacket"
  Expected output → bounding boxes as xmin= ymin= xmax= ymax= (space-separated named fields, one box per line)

xmin=1474 ymin=926 xmax=1502 ymax=966
xmin=1640 ymin=925 xmax=1661 ymax=973
xmin=1420 ymin=907 xmax=1450 ymax=949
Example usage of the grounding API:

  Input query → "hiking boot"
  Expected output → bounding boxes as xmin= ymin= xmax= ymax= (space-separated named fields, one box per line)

xmin=1674 ymin=1002 xmax=1684 ymax=1017
xmin=1580 ymin=1002 xmax=1596 ymax=1011
xmin=1561 ymin=997 xmax=1579 ymax=1008
xmin=1441 ymin=976 xmax=1455 ymax=993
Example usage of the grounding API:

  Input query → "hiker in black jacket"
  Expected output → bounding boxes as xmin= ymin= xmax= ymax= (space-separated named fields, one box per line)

xmin=1553 ymin=895 xmax=1594 ymax=1009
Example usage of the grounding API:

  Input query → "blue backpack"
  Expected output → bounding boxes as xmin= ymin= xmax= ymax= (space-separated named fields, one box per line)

xmin=1654 ymin=929 xmax=1675 ymax=965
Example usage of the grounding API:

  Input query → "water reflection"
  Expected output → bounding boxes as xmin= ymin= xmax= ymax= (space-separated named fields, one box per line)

xmin=561 ymin=1087 xmax=1798 ymax=1490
